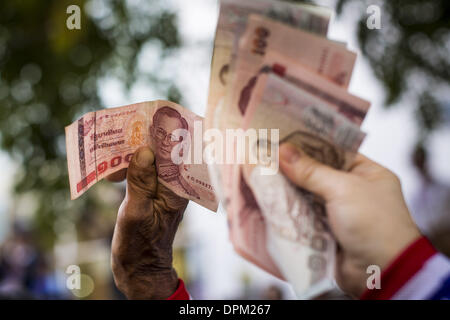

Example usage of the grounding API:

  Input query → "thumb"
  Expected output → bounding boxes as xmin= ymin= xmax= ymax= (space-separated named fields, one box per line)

xmin=279 ymin=143 xmax=346 ymax=200
xmin=126 ymin=146 xmax=158 ymax=203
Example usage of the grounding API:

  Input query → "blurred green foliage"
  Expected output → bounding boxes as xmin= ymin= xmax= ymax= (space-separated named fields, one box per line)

xmin=0 ymin=0 xmax=182 ymax=248
xmin=1 ymin=0 xmax=449 ymax=248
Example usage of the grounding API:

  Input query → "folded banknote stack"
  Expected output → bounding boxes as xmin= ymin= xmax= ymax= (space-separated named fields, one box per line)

xmin=65 ymin=0 xmax=371 ymax=300
xmin=204 ymin=0 xmax=371 ymax=298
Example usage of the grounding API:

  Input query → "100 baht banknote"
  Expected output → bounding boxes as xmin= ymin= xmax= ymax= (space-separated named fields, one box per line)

xmin=65 ymin=100 xmax=218 ymax=211
xmin=206 ymin=0 xmax=331 ymax=131
xmin=213 ymin=12 xmax=355 ymax=211
xmin=223 ymin=14 xmax=357 ymax=131
xmin=230 ymin=52 xmax=370 ymax=278
xmin=206 ymin=0 xmax=332 ymax=208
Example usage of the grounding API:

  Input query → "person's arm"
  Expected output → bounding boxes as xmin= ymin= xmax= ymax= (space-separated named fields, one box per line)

xmin=279 ymin=143 xmax=450 ymax=299
xmin=361 ymin=236 xmax=450 ymax=300
xmin=107 ymin=146 xmax=190 ymax=300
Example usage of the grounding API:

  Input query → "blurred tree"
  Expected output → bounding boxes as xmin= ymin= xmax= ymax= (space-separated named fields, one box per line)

xmin=2 ymin=0 xmax=448 ymax=249
xmin=0 ymin=0 xmax=182 ymax=248
xmin=334 ymin=0 xmax=450 ymax=138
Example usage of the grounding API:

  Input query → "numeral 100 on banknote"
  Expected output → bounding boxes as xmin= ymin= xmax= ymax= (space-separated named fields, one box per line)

xmin=76 ymin=153 xmax=134 ymax=192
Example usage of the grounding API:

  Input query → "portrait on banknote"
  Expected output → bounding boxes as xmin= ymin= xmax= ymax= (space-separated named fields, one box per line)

xmin=149 ymin=106 xmax=200 ymax=200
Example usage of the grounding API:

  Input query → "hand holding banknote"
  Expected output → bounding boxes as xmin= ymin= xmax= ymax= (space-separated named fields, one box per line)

xmin=206 ymin=1 xmax=371 ymax=296
xmin=233 ymin=72 xmax=366 ymax=297
xmin=279 ymin=144 xmax=421 ymax=297
xmin=110 ymin=146 xmax=188 ymax=299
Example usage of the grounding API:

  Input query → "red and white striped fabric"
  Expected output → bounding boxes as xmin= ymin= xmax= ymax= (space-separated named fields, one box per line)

xmin=361 ymin=236 xmax=450 ymax=300
xmin=168 ymin=236 xmax=450 ymax=300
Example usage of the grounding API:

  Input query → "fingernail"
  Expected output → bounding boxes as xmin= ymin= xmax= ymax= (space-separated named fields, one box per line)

xmin=279 ymin=144 xmax=300 ymax=164
xmin=136 ymin=147 xmax=154 ymax=168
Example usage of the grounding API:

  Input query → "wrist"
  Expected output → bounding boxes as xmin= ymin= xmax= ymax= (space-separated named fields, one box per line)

xmin=121 ymin=268 xmax=179 ymax=300
xmin=361 ymin=236 xmax=437 ymax=299
xmin=340 ymin=228 xmax=422 ymax=298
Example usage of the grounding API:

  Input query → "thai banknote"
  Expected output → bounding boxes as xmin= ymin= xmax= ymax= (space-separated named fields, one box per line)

xmin=243 ymin=50 xmax=371 ymax=128
xmin=227 ymin=50 xmax=369 ymax=278
xmin=224 ymin=13 xmax=357 ymax=131
xmin=65 ymin=100 xmax=218 ymax=211
xmin=228 ymin=52 xmax=370 ymax=280
xmin=216 ymin=13 xmax=357 ymax=213
xmin=206 ymin=0 xmax=331 ymax=131
xmin=229 ymin=73 xmax=367 ymax=297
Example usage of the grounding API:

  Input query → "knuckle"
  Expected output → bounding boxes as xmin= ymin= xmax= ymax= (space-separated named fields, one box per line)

xmin=391 ymin=173 xmax=401 ymax=186
xmin=127 ymin=176 xmax=157 ymax=202
xmin=297 ymin=158 xmax=317 ymax=184
xmin=384 ymin=168 xmax=401 ymax=185
xmin=119 ymin=208 xmax=160 ymax=243
xmin=128 ymin=167 xmax=152 ymax=186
